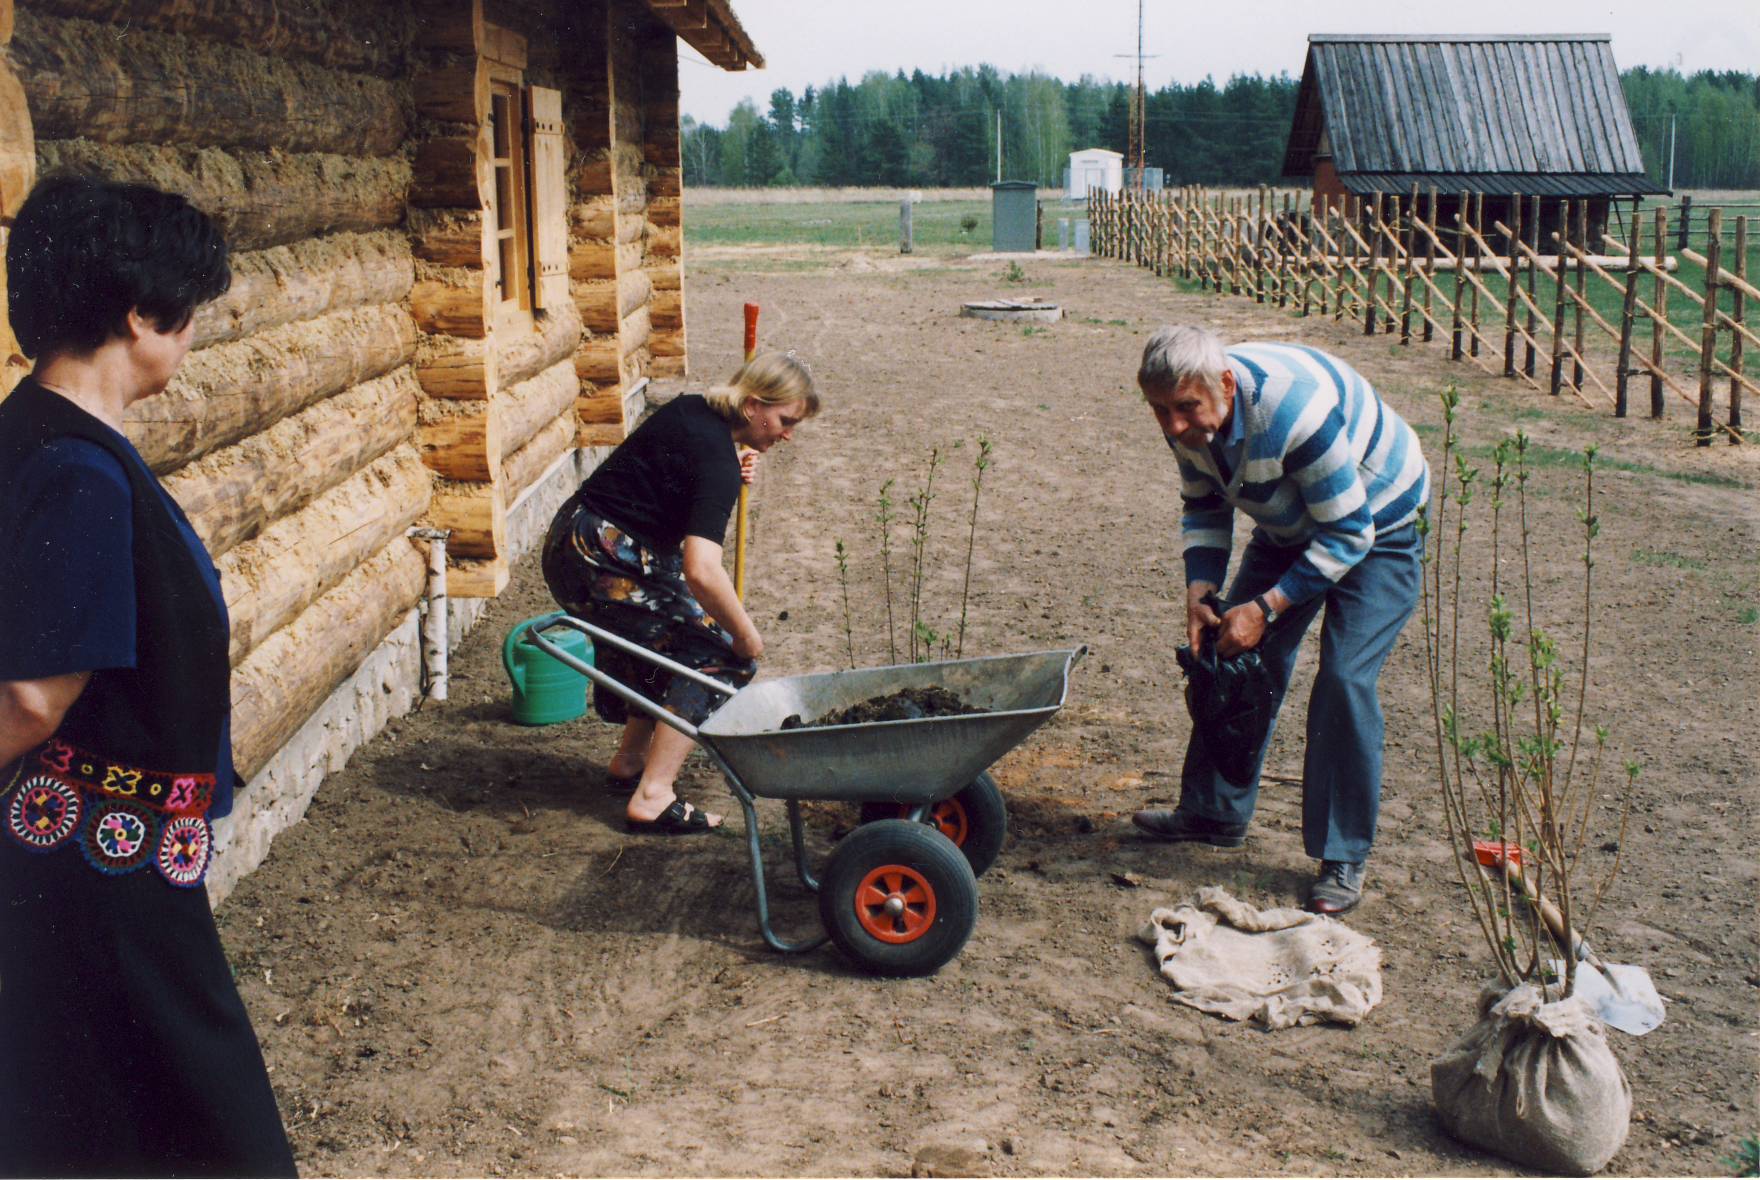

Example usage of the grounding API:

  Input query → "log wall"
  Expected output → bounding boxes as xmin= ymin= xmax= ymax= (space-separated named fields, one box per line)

xmin=1 ymin=0 xmax=704 ymax=892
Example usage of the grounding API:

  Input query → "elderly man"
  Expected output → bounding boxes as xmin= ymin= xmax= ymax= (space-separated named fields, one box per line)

xmin=1131 ymin=325 xmax=1430 ymax=914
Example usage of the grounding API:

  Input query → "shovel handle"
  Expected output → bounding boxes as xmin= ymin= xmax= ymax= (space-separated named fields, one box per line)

xmin=1489 ymin=856 xmax=1600 ymax=967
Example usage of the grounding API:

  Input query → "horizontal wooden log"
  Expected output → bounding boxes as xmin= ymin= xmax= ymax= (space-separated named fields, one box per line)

xmin=648 ymin=170 xmax=681 ymax=201
xmin=414 ymin=58 xmax=489 ymax=125
xmin=411 ymin=279 xmax=487 ymax=338
xmin=502 ymin=408 xmax=575 ymax=506
xmin=36 ymin=140 xmax=409 ymax=253
xmin=647 ymin=195 xmax=681 ymax=229
xmin=620 ymin=346 xmax=648 ymax=388
xmin=193 ymin=230 xmax=412 ymax=349
xmin=412 ymin=133 xmax=485 ymax=210
xmin=0 ymin=57 xmax=31 ymax=219
xmin=426 ymin=481 xmax=504 ymax=559
xmin=163 ymin=366 xmax=420 ymax=557
xmin=414 ymin=335 xmax=492 ymax=400
xmin=413 ymin=0 xmax=481 ymax=52
xmin=616 ymin=240 xmax=643 ymax=272
xmin=578 ymin=422 xmax=624 ymax=447
xmin=650 ymin=289 xmax=682 ymax=331
xmin=647 ymin=261 xmax=681 ymax=292
xmin=128 ymin=302 xmax=416 ymax=473
xmin=645 ymin=223 xmax=681 ymax=259
xmin=576 ymin=386 xmax=624 ymax=424
xmin=574 ymin=153 xmax=613 ymax=194
xmin=574 ymin=280 xmax=618 ymax=334
xmin=480 ymin=21 xmax=526 ymax=68
xmin=569 ymin=242 xmax=616 ymax=281
xmin=221 ymin=446 xmax=431 ymax=665
xmin=570 ymin=200 xmax=617 ymax=239
xmin=618 ymin=268 xmax=653 ymax=319
xmin=649 ymin=330 xmax=685 ymax=359
xmin=498 ymin=359 xmax=577 ymax=461
xmin=493 ymin=300 xmax=581 ymax=391
xmin=447 ymin=556 xmax=508 ymax=598
xmin=616 ymin=209 xmax=645 ymax=242
xmin=231 ymin=537 xmax=426 ymax=782
xmin=419 ymin=399 xmax=499 ymax=482
xmin=13 ymin=11 xmax=407 ymax=156
xmin=24 ymin=0 xmax=408 ymax=74
xmin=409 ymin=210 xmax=487 ymax=268
xmin=619 ymin=304 xmax=651 ymax=357
xmin=573 ymin=334 xmax=620 ymax=385
xmin=648 ymin=353 xmax=685 ymax=379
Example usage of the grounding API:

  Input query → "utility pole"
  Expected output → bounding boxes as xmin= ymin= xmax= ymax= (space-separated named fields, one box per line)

xmin=996 ymin=108 xmax=1002 ymax=182
xmin=1667 ymin=112 xmax=1677 ymax=191
xmin=1112 ymin=1 xmax=1157 ymax=191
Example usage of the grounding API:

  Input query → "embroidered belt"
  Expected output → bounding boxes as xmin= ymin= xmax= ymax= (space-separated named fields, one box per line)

xmin=3 ymin=739 xmax=215 ymax=888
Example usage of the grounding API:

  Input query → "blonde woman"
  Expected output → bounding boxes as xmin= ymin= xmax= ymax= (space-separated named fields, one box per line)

xmin=542 ymin=351 xmax=819 ymax=833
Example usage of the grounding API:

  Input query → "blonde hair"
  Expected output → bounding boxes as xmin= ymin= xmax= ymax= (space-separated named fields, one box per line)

xmin=703 ymin=350 xmax=820 ymax=423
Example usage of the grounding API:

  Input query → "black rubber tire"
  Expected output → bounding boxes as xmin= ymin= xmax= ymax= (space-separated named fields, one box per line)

xmin=857 ymin=771 xmax=1008 ymax=878
xmin=818 ymin=820 xmax=978 ymax=977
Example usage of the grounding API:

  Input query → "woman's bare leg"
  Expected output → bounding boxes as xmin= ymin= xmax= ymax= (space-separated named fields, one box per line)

xmin=607 ymin=717 xmax=653 ymax=780
xmin=626 ymin=724 xmax=721 ymax=827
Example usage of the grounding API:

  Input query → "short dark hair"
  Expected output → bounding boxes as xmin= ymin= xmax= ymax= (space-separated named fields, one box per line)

xmin=7 ymin=173 xmax=230 ymax=359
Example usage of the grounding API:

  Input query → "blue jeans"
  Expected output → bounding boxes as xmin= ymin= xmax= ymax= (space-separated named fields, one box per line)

xmin=1177 ymin=522 xmax=1422 ymax=863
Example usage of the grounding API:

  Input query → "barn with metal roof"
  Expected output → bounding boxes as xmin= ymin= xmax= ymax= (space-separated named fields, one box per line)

xmin=1281 ymin=34 xmax=1666 ymax=247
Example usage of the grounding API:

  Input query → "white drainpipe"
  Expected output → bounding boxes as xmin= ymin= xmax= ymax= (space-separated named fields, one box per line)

xmin=408 ymin=527 xmax=451 ymax=701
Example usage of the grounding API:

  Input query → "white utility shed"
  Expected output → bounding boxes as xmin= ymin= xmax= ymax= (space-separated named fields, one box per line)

xmin=1066 ymin=148 xmax=1122 ymax=199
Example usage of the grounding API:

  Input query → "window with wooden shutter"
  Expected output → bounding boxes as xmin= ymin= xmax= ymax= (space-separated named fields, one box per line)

xmin=486 ymin=75 xmax=530 ymax=311
xmin=525 ymin=86 xmax=568 ymax=313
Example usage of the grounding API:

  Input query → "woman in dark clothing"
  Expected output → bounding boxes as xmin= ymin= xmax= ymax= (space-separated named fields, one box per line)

xmin=543 ymin=351 xmax=819 ymax=833
xmin=0 ymin=176 xmax=295 ymax=1176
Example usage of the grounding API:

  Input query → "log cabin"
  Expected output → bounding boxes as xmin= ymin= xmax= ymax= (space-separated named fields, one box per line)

xmin=0 ymin=0 xmax=762 ymax=900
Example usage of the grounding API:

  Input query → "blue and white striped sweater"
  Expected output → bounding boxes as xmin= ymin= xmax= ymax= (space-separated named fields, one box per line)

xmin=1175 ymin=343 xmax=1430 ymax=606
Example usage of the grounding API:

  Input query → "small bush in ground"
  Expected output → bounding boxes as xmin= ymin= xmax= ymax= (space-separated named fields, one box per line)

xmin=960 ymin=213 xmax=978 ymax=234
xmin=1002 ymin=261 xmax=1026 ymax=283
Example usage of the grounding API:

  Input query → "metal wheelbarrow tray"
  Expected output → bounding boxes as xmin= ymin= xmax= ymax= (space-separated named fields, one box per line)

xmin=525 ymin=612 xmax=1083 ymax=976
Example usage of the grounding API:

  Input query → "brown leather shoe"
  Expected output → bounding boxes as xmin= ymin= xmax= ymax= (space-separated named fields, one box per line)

xmin=1130 ymin=809 xmax=1248 ymax=848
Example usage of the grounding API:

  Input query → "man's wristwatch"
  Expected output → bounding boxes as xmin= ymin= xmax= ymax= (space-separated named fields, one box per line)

xmin=1252 ymin=593 xmax=1277 ymax=624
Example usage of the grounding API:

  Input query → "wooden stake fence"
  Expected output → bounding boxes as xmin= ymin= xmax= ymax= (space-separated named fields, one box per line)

xmin=1087 ymin=187 xmax=1752 ymax=443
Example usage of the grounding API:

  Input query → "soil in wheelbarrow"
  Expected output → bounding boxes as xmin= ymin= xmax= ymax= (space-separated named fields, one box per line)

xmin=779 ymin=685 xmax=982 ymax=729
xmin=211 ymin=249 xmax=1757 ymax=1178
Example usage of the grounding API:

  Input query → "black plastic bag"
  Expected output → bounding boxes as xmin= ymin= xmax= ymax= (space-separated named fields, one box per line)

xmin=1175 ymin=594 xmax=1281 ymax=785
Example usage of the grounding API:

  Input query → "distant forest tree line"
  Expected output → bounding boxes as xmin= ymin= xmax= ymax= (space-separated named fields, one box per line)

xmin=681 ymin=66 xmax=1760 ymax=191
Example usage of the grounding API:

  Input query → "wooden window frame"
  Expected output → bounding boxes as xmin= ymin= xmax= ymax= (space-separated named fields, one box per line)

xmin=486 ymin=67 xmax=534 ymax=318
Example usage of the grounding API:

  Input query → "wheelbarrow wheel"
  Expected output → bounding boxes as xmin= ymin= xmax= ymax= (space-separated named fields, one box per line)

xmin=857 ymin=772 xmax=1007 ymax=877
xmin=819 ymin=820 xmax=978 ymax=977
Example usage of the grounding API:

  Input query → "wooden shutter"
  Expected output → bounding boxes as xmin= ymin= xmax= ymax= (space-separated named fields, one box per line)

xmin=526 ymin=85 xmax=568 ymax=311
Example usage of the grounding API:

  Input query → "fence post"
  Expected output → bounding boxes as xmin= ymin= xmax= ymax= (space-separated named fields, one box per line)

xmin=1572 ymin=199 xmax=1588 ymax=389
xmin=1696 ymin=207 xmax=1724 ymax=446
xmin=1450 ymin=193 xmax=1468 ymax=358
xmin=900 ymin=197 xmax=913 ymax=254
xmin=1365 ymin=192 xmax=1384 ymax=335
xmin=1524 ymin=194 xmax=1541 ymax=377
xmin=1504 ymin=192 xmax=1523 ymax=376
xmin=1651 ymin=206 xmax=1669 ymax=418
xmin=1731 ymin=215 xmax=1747 ymax=441
xmin=1468 ymin=193 xmax=1484 ymax=354
xmin=1549 ymin=199 xmax=1571 ymax=395
xmin=1423 ymin=187 xmax=1439 ymax=341
xmin=1615 ymin=214 xmax=1644 ymax=417
xmin=1400 ymin=184 xmax=1417 ymax=343
xmin=1677 ymin=194 xmax=1692 ymax=251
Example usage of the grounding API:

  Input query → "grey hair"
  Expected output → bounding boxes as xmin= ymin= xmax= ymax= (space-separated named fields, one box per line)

xmin=1137 ymin=324 xmax=1228 ymax=396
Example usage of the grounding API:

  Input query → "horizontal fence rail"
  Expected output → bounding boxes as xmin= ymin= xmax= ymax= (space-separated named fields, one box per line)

xmin=1089 ymin=185 xmax=1754 ymax=445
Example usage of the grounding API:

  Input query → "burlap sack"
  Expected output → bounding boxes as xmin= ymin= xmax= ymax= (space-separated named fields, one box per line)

xmin=1431 ymin=981 xmax=1632 ymax=1175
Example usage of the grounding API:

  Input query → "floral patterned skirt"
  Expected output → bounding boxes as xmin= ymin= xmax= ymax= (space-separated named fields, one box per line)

xmin=541 ymin=498 xmax=755 ymax=725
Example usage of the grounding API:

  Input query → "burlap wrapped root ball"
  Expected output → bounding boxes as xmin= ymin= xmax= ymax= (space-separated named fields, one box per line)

xmin=1431 ymin=980 xmax=1633 ymax=1175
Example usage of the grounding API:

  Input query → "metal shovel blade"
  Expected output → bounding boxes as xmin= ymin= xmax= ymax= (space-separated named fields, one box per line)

xmin=1552 ymin=957 xmax=1666 ymax=1035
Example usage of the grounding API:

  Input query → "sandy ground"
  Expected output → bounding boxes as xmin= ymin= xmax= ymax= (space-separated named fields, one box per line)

xmin=217 ymin=246 xmax=1758 ymax=1177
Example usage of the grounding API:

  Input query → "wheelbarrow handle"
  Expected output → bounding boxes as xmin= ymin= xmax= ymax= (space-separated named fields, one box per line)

xmin=522 ymin=611 xmax=737 ymax=741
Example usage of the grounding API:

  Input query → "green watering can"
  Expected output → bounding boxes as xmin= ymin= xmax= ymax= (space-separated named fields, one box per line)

xmin=503 ymin=616 xmax=593 ymax=726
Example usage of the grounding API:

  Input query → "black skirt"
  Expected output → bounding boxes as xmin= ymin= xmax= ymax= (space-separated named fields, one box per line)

xmin=0 ymin=816 xmax=296 ymax=1178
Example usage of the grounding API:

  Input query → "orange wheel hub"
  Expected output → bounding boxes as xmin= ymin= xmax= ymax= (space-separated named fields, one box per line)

xmin=889 ymin=799 xmax=969 ymax=847
xmin=853 ymin=864 xmax=938 ymax=943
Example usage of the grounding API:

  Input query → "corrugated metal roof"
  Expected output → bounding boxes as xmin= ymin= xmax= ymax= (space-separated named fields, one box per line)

xmin=1282 ymin=35 xmax=1650 ymax=181
xmin=1339 ymin=171 xmax=1668 ymax=196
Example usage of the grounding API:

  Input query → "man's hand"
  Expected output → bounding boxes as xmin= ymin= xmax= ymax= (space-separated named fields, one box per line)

xmin=1185 ymin=582 xmax=1220 ymax=650
xmin=1215 ymin=603 xmax=1266 ymax=657
xmin=739 ymin=449 xmax=759 ymax=485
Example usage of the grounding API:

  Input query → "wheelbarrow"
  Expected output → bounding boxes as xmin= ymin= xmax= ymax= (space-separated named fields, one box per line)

xmin=523 ymin=611 xmax=1083 ymax=976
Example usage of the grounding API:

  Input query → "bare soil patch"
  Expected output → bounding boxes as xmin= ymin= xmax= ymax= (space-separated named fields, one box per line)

xmin=218 ymin=247 xmax=1758 ymax=1177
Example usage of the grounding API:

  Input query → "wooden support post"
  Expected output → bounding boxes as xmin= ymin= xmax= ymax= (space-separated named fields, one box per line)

xmin=1504 ymin=193 xmax=1523 ymax=376
xmin=1732 ymin=216 xmax=1747 ymax=440
xmin=1468 ymin=193 xmax=1484 ymax=354
xmin=1572 ymin=199 xmax=1588 ymax=390
xmin=899 ymin=197 xmax=912 ymax=254
xmin=1524 ymin=195 xmax=1541 ymax=377
xmin=1696 ymin=207 xmax=1724 ymax=446
xmin=1253 ymin=187 xmax=1266 ymax=303
xmin=1450 ymin=193 xmax=1468 ymax=358
xmin=1334 ymin=202 xmax=1349 ymax=321
xmin=1400 ymin=185 xmax=1417 ymax=343
xmin=1422 ymin=187 xmax=1438 ymax=341
xmin=1550 ymin=199 xmax=1572 ymax=395
xmin=1365 ymin=193 xmax=1384 ymax=335
xmin=1651 ymin=206 xmax=1669 ymax=418
xmin=1677 ymin=194 xmax=1692 ymax=251
xmin=1615 ymin=215 xmax=1644 ymax=417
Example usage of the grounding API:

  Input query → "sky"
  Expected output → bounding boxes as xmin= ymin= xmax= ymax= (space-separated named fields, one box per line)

xmin=678 ymin=0 xmax=1760 ymax=125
